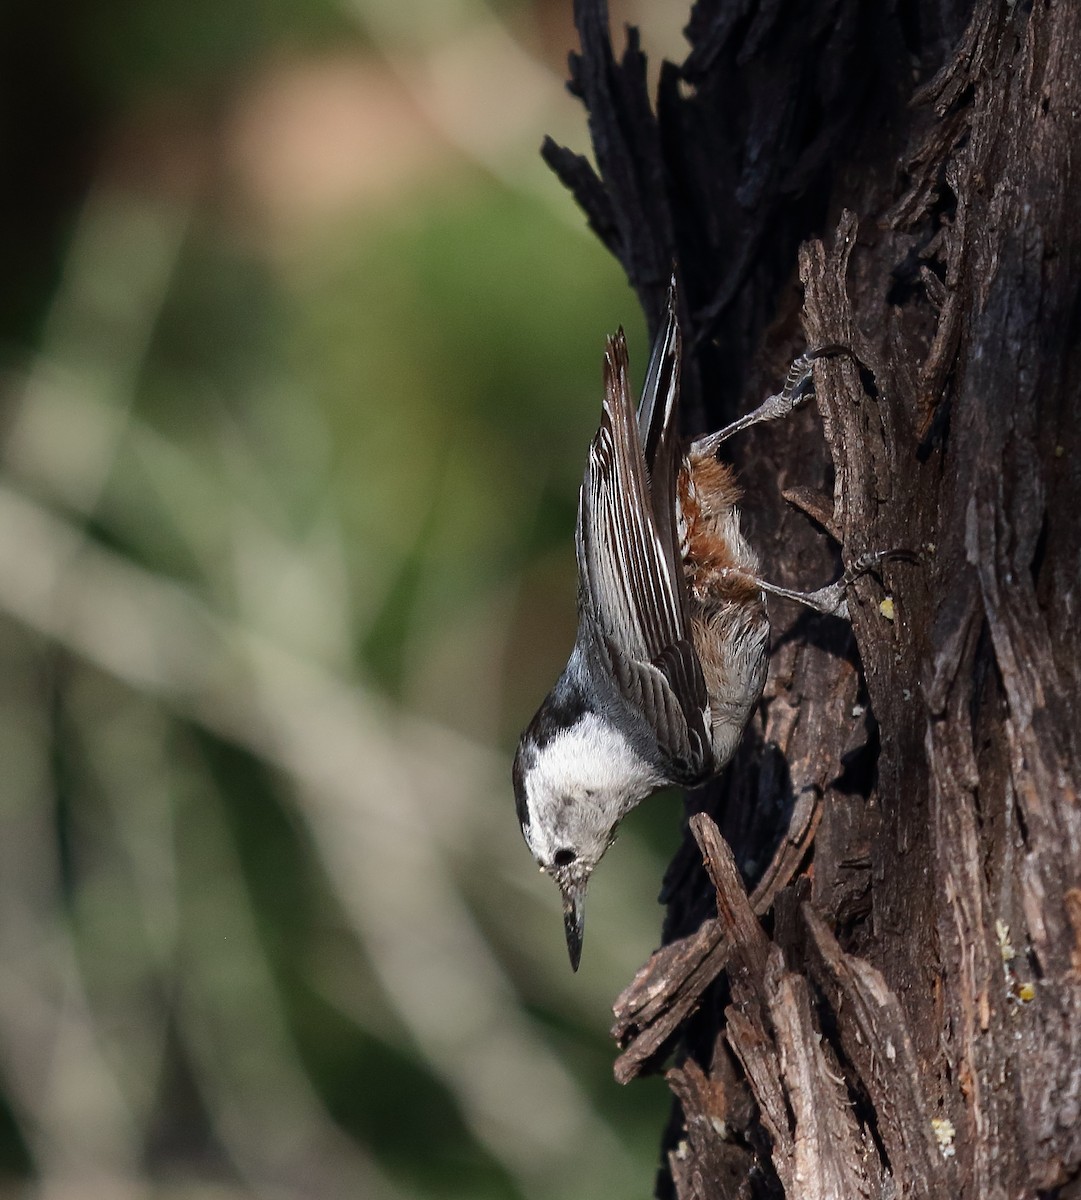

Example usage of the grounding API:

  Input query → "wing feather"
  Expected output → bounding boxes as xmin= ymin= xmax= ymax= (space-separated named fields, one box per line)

xmin=579 ymin=334 xmax=682 ymax=654
xmin=576 ymin=279 xmax=711 ymax=779
xmin=637 ymin=278 xmax=686 ymax=607
xmin=602 ymin=638 xmax=711 ymax=782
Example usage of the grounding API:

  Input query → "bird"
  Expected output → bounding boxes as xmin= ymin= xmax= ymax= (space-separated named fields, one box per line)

xmin=512 ymin=275 xmax=850 ymax=971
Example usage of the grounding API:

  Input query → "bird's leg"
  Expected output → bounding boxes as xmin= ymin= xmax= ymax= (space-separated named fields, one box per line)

xmin=755 ymin=575 xmax=851 ymax=618
xmin=730 ymin=550 xmax=914 ymax=621
xmin=691 ymin=344 xmax=856 ymax=457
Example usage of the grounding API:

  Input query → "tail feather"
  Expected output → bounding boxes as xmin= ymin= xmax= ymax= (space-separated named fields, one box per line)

xmin=636 ymin=274 xmax=686 ymax=619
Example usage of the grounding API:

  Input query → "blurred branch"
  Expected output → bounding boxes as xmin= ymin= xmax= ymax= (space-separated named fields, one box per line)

xmin=2 ymin=186 xmax=189 ymax=515
xmin=66 ymin=682 xmax=407 ymax=1200
xmin=0 ymin=480 xmax=639 ymax=1198
xmin=0 ymin=626 xmax=149 ymax=1200
xmin=0 ymin=139 xmax=657 ymax=1197
xmin=173 ymin=741 xmax=414 ymax=1200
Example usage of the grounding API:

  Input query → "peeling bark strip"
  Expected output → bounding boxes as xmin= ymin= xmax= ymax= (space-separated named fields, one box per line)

xmin=547 ymin=0 xmax=1081 ymax=1195
xmin=612 ymin=797 xmax=820 ymax=1083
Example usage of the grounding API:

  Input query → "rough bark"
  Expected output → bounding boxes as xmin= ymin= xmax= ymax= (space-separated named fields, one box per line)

xmin=544 ymin=0 xmax=1081 ymax=1195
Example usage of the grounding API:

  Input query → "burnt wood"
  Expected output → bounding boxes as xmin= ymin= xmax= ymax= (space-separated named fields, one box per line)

xmin=545 ymin=0 xmax=1081 ymax=1195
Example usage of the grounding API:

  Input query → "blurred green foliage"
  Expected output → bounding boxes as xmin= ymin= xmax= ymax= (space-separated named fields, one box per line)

xmin=0 ymin=2 xmax=684 ymax=1198
xmin=73 ymin=0 xmax=359 ymax=105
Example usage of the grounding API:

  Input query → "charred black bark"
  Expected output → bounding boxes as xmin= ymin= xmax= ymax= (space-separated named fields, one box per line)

xmin=546 ymin=1 xmax=1081 ymax=1195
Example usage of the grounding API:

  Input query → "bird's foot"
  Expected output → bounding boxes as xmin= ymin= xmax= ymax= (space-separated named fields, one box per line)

xmin=753 ymin=549 xmax=917 ymax=621
xmin=692 ymin=344 xmax=861 ymax=456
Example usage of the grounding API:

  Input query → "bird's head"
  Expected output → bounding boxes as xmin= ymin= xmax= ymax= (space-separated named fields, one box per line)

xmin=512 ymin=705 xmax=663 ymax=969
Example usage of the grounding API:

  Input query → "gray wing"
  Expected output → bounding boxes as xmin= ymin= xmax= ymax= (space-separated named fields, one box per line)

xmin=576 ymin=287 xmax=712 ymax=781
xmin=638 ymin=275 xmax=690 ymax=589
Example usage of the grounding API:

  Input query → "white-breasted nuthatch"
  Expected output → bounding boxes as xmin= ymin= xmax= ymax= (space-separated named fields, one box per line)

xmin=513 ymin=277 xmax=853 ymax=970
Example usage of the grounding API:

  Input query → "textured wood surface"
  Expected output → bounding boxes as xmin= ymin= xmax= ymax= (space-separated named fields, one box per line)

xmin=545 ymin=0 xmax=1081 ymax=1194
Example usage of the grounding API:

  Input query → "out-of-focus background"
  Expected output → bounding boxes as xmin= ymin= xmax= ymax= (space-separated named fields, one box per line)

xmin=0 ymin=1 xmax=693 ymax=1197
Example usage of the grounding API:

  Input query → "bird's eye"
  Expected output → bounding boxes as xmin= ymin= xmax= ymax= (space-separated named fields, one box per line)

xmin=553 ymin=848 xmax=576 ymax=867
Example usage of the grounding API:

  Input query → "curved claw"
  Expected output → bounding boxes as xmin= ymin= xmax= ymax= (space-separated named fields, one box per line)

xmin=753 ymin=547 xmax=920 ymax=621
xmin=692 ymin=344 xmax=869 ymax=457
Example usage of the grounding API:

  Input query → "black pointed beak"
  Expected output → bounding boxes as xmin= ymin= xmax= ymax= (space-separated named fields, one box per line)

xmin=560 ymin=880 xmax=586 ymax=971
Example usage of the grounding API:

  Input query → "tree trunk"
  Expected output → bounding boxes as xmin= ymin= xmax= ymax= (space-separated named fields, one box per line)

xmin=543 ymin=1 xmax=1081 ymax=1195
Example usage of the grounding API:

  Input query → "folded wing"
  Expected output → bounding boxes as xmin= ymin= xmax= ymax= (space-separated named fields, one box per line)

xmin=576 ymin=281 xmax=711 ymax=782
